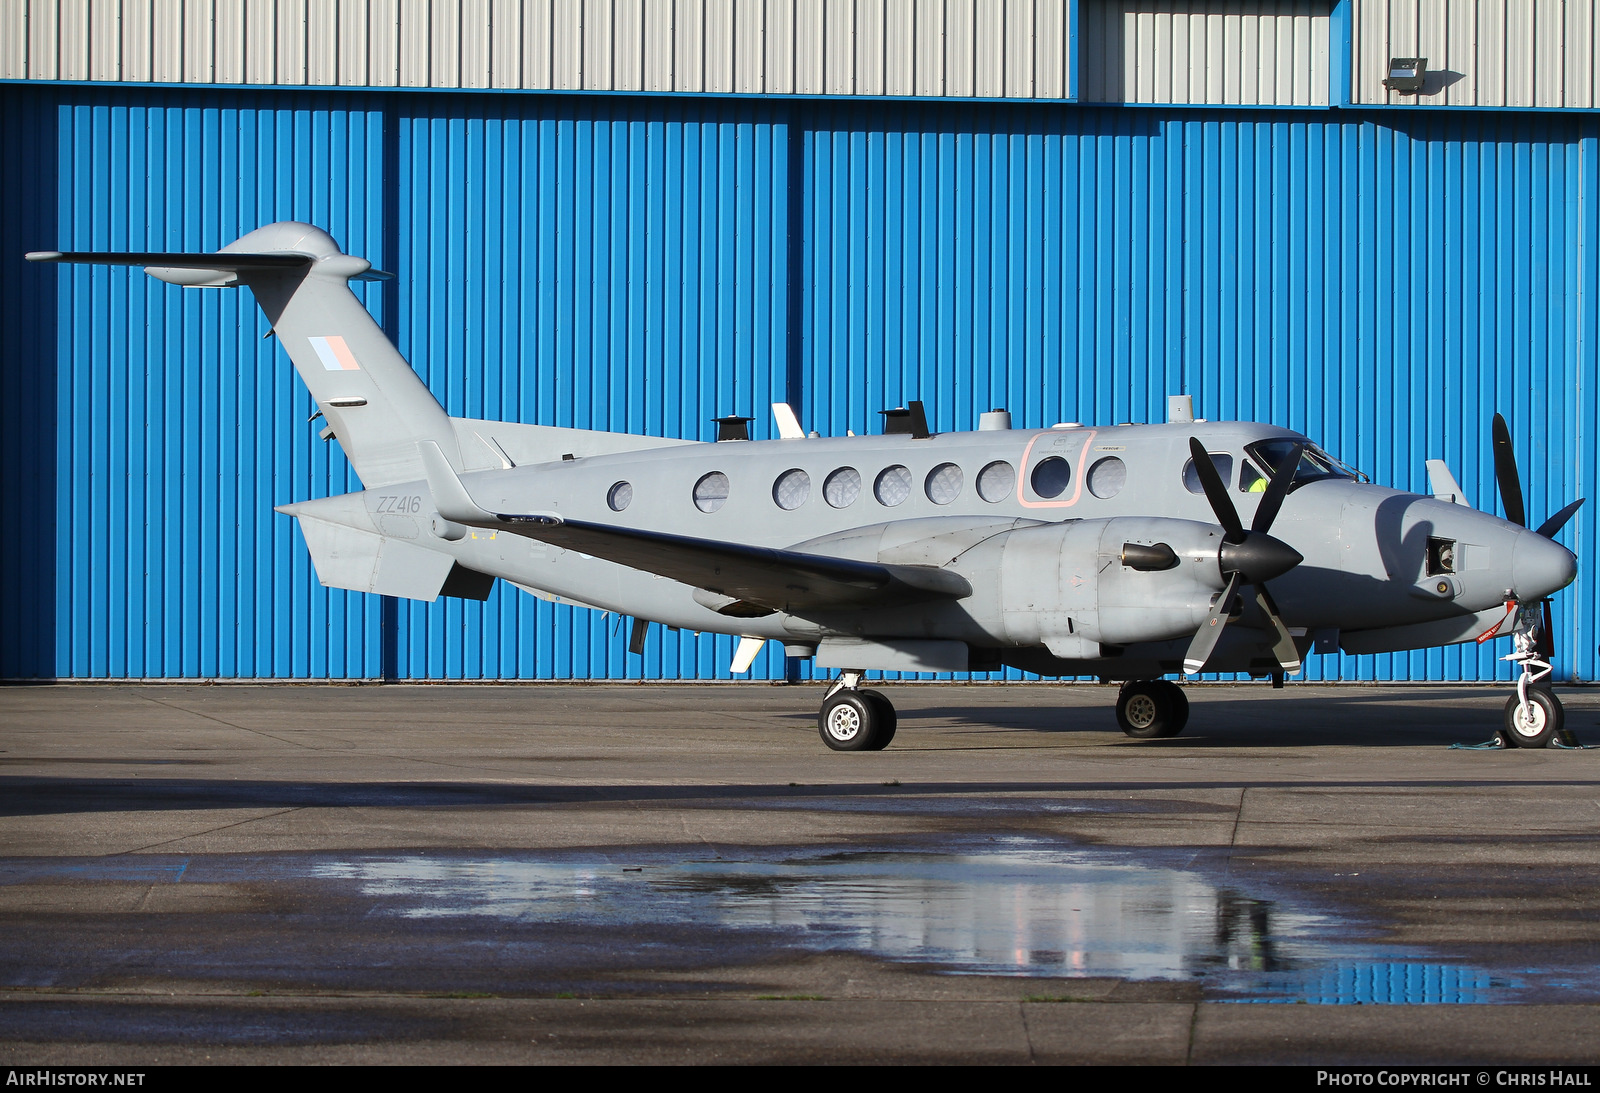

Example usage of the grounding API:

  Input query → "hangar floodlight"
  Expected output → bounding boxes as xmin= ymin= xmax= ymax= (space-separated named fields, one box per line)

xmin=1384 ymin=58 xmax=1427 ymax=94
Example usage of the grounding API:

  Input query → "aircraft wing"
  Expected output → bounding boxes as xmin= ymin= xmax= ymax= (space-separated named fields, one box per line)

xmin=419 ymin=442 xmax=969 ymax=613
xmin=497 ymin=514 xmax=970 ymax=611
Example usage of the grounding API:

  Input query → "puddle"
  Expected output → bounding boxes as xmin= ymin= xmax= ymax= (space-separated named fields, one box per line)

xmin=315 ymin=843 xmax=1323 ymax=983
xmin=309 ymin=840 xmax=1533 ymax=1002
xmin=2 ymin=839 xmax=1581 ymax=1003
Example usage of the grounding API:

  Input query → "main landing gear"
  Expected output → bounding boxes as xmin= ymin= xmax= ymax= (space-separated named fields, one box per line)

xmin=818 ymin=671 xmax=898 ymax=751
xmin=1115 ymin=680 xmax=1189 ymax=739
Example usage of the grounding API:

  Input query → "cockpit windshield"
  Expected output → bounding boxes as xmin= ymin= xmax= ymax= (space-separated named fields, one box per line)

xmin=1245 ymin=438 xmax=1364 ymax=488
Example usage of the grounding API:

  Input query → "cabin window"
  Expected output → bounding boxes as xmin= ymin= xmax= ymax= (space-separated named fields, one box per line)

xmin=694 ymin=471 xmax=730 ymax=513
xmin=1030 ymin=456 xmax=1072 ymax=499
xmin=925 ymin=463 xmax=963 ymax=505
xmin=976 ymin=460 xmax=1014 ymax=502
xmin=773 ymin=468 xmax=811 ymax=510
xmin=1087 ymin=457 xmax=1127 ymax=499
xmin=1182 ymin=453 xmax=1234 ymax=494
xmin=607 ymin=481 xmax=633 ymax=511
xmin=824 ymin=467 xmax=861 ymax=508
xmin=874 ymin=465 xmax=912 ymax=506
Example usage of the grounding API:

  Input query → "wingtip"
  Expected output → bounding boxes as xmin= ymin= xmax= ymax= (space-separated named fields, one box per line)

xmin=24 ymin=251 xmax=63 ymax=262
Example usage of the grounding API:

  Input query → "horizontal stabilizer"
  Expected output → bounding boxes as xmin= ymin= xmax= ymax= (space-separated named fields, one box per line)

xmin=293 ymin=514 xmax=491 ymax=601
xmin=25 ymin=249 xmax=392 ymax=283
xmin=28 ymin=250 xmax=311 ymax=269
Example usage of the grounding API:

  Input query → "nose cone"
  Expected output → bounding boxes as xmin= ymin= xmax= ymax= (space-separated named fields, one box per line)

xmin=1512 ymin=530 xmax=1578 ymax=601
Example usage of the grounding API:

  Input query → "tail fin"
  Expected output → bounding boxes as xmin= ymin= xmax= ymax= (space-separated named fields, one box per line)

xmin=28 ymin=221 xmax=462 ymax=488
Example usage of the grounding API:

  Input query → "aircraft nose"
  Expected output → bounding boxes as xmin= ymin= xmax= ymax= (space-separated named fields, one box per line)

xmin=1511 ymin=530 xmax=1578 ymax=601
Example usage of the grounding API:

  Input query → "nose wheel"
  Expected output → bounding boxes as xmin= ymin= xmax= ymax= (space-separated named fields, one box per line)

xmin=818 ymin=671 xmax=897 ymax=751
xmin=1503 ymin=687 xmax=1562 ymax=748
xmin=1116 ymin=680 xmax=1189 ymax=739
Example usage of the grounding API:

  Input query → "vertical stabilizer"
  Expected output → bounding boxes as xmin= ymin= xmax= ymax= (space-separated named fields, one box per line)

xmin=28 ymin=221 xmax=465 ymax=487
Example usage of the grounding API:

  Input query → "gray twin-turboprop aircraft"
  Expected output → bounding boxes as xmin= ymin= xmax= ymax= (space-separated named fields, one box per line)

xmin=29 ymin=222 xmax=1584 ymax=750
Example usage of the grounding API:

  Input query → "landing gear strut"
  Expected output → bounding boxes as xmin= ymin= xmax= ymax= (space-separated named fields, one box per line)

xmin=1116 ymin=680 xmax=1189 ymax=739
xmin=818 ymin=671 xmax=897 ymax=751
xmin=1500 ymin=603 xmax=1563 ymax=748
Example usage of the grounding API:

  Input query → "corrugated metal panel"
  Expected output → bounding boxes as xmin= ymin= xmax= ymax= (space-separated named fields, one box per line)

xmin=1352 ymin=0 xmax=1600 ymax=108
xmin=388 ymin=99 xmax=789 ymax=679
xmin=704 ymin=0 xmax=735 ymax=93
xmin=4 ymin=86 xmax=791 ymax=681
xmin=0 ymin=1 xmax=24 ymax=80
xmin=213 ymin=0 xmax=245 ymax=85
xmin=0 ymin=86 xmax=60 ymax=679
xmin=795 ymin=104 xmax=1596 ymax=683
xmin=1080 ymin=0 xmax=1331 ymax=106
xmin=4 ymin=0 xmax=1079 ymax=101
xmin=8 ymin=87 xmax=391 ymax=679
xmin=764 ymin=0 xmax=795 ymax=94
xmin=6 ymin=85 xmax=1598 ymax=685
xmin=612 ymin=0 xmax=642 ymax=91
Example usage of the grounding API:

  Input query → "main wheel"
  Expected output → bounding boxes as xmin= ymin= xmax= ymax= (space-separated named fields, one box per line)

xmin=1117 ymin=680 xmax=1181 ymax=739
xmin=859 ymin=689 xmax=897 ymax=750
xmin=1503 ymin=689 xmax=1563 ymax=748
xmin=819 ymin=692 xmax=883 ymax=752
xmin=1156 ymin=681 xmax=1190 ymax=738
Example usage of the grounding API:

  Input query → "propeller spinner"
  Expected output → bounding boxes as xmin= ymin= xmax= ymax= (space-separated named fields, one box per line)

xmin=1183 ymin=437 xmax=1306 ymax=677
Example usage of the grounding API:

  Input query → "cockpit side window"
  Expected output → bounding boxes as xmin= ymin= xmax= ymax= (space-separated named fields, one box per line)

xmin=1245 ymin=439 xmax=1361 ymax=489
xmin=1182 ymin=453 xmax=1234 ymax=495
xmin=1239 ymin=462 xmax=1266 ymax=493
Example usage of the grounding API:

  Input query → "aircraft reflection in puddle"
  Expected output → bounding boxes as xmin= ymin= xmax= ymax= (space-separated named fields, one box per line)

xmin=315 ymin=838 xmax=1469 ymax=996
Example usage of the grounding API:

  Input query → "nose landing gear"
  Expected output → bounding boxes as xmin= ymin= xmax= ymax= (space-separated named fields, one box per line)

xmin=818 ymin=671 xmax=898 ymax=751
xmin=1499 ymin=603 xmax=1565 ymax=748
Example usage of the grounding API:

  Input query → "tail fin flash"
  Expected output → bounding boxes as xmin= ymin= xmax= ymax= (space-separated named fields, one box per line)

xmin=28 ymin=222 xmax=461 ymax=488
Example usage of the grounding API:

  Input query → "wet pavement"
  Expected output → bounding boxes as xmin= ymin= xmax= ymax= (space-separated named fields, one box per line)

xmin=2 ymin=682 xmax=1599 ymax=1063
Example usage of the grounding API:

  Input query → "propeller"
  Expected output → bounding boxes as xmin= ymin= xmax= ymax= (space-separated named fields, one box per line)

xmin=1183 ymin=437 xmax=1307 ymax=677
xmin=1488 ymin=413 xmax=1585 ymax=662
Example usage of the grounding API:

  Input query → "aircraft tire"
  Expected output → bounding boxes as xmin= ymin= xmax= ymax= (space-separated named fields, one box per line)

xmin=1116 ymin=680 xmax=1181 ymax=740
xmin=1502 ymin=688 xmax=1562 ymax=748
xmin=1157 ymin=681 xmax=1190 ymax=738
xmin=859 ymin=689 xmax=897 ymax=750
xmin=819 ymin=692 xmax=882 ymax=752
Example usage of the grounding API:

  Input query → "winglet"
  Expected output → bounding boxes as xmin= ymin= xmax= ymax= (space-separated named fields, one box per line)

xmin=419 ymin=440 xmax=498 ymax=524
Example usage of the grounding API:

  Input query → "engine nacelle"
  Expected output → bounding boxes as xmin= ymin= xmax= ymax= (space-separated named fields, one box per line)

xmin=974 ymin=517 xmax=1230 ymax=655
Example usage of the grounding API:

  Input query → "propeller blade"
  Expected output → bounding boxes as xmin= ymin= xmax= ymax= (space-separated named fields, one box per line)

xmin=1184 ymin=571 xmax=1242 ymax=676
xmin=1491 ymin=413 xmax=1527 ymax=527
xmin=1254 ymin=582 xmax=1303 ymax=674
xmin=1251 ymin=440 xmax=1305 ymax=534
xmin=1535 ymin=497 xmax=1585 ymax=540
xmin=1189 ymin=437 xmax=1245 ymax=542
